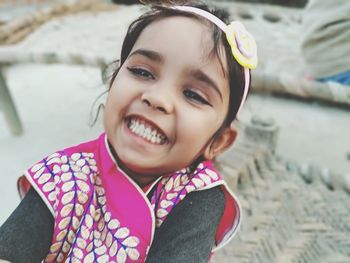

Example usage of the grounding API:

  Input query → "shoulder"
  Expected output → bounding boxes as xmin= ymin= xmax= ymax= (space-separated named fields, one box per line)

xmin=147 ymin=187 xmax=225 ymax=262
xmin=164 ymin=186 xmax=225 ymax=225
xmin=183 ymin=186 xmax=225 ymax=210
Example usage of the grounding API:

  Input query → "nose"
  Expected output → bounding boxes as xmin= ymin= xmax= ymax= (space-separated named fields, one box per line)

xmin=141 ymin=87 xmax=174 ymax=114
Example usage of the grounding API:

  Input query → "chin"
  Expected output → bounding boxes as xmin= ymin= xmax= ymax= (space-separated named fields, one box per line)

xmin=124 ymin=162 xmax=159 ymax=175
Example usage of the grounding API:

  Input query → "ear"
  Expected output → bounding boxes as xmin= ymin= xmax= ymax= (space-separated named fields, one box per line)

xmin=203 ymin=125 xmax=237 ymax=160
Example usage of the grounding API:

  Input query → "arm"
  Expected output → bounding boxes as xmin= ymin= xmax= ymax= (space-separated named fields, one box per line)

xmin=146 ymin=186 xmax=225 ymax=263
xmin=0 ymin=188 xmax=54 ymax=263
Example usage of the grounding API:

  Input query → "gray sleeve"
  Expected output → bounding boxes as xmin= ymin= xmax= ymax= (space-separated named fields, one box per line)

xmin=0 ymin=187 xmax=54 ymax=263
xmin=146 ymin=186 xmax=226 ymax=263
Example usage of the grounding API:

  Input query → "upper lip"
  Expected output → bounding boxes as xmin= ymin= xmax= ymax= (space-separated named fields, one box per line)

xmin=126 ymin=114 xmax=169 ymax=140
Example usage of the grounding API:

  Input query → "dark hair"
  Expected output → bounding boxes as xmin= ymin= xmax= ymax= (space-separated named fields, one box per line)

xmin=109 ymin=1 xmax=247 ymax=127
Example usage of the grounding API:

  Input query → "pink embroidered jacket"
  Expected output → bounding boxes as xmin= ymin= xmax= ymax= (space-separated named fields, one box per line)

xmin=18 ymin=133 xmax=241 ymax=263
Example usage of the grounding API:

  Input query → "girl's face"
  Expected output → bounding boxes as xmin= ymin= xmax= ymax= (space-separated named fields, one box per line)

xmin=104 ymin=16 xmax=234 ymax=185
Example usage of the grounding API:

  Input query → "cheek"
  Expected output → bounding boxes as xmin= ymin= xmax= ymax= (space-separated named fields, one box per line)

xmin=176 ymin=109 xmax=219 ymax=145
xmin=103 ymin=75 xmax=139 ymax=134
xmin=105 ymin=78 xmax=130 ymax=111
xmin=103 ymin=101 xmax=114 ymax=139
xmin=104 ymin=88 xmax=122 ymax=129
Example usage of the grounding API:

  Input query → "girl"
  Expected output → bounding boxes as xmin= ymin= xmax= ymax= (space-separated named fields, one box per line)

xmin=0 ymin=0 xmax=257 ymax=262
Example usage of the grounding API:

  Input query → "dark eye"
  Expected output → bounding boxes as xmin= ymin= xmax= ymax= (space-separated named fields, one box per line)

xmin=127 ymin=67 xmax=154 ymax=80
xmin=183 ymin=89 xmax=210 ymax=105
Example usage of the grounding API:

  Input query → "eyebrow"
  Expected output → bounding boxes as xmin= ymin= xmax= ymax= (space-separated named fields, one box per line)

xmin=191 ymin=69 xmax=223 ymax=101
xmin=129 ymin=48 xmax=164 ymax=64
xmin=129 ymin=48 xmax=223 ymax=101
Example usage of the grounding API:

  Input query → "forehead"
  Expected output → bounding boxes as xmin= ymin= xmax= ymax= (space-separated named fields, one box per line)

xmin=131 ymin=15 xmax=226 ymax=68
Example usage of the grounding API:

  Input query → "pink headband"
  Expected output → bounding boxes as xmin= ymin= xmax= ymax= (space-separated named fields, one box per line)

xmin=172 ymin=6 xmax=258 ymax=116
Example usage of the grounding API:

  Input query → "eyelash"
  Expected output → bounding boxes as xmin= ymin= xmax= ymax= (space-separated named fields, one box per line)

xmin=127 ymin=67 xmax=154 ymax=79
xmin=127 ymin=66 xmax=211 ymax=106
xmin=183 ymin=89 xmax=210 ymax=106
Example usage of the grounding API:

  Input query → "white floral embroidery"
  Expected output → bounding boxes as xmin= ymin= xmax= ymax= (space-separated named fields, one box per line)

xmin=154 ymin=166 xmax=218 ymax=227
xmin=31 ymin=151 xmax=144 ymax=262
xmin=86 ymin=176 xmax=140 ymax=263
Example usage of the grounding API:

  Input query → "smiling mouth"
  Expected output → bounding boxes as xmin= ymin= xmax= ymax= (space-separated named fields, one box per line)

xmin=126 ymin=116 xmax=168 ymax=145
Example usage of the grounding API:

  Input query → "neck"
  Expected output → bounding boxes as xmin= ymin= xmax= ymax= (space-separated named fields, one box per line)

xmin=107 ymin=141 xmax=160 ymax=188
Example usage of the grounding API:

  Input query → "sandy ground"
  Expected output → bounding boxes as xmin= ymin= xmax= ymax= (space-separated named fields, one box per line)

xmin=0 ymin=2 xmax=349 ymax=227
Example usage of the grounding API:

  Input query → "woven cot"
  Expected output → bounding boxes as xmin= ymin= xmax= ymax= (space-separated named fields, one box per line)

xmin=1 ymin=1 xmax=349 ymax=105
xmin=213 ymin=119 xmax=350 ymax=263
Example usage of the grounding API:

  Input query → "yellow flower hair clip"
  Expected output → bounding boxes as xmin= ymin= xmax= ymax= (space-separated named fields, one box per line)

xmin=226 ymin=21 xmax=258 ymax=69
xmin=172 ymin=6 xmax=258 ymax=70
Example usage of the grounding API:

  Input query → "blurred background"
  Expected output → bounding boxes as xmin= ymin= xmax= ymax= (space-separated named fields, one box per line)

xmin=0 ymin=0 xmax=349 ymax=261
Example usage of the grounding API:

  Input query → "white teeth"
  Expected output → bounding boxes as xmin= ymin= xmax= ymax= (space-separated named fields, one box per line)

xmin=140 ymin=124 xmax=145 ymax=132
xmin=128 ymin=118 xmax=165 ymax=144
xmin=151 ymin=136 xmax=156 ymax=144
xmin=131 ymin=125 xmax=136 ymax=133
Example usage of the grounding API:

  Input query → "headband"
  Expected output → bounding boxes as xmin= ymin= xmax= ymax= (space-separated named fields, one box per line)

xmin=172 ymin=6 xmax=258 ymax=116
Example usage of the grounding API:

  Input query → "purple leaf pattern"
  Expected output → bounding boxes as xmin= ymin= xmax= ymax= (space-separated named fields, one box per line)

xmin=151 ymin=163 xmax=220 ymax=227
xmin=29 ymin=151 xmax=141 ymax=263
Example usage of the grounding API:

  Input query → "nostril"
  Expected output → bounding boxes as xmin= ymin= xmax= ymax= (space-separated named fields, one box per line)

xmin=156 ymin=106 xmax=166 ymax=113
xmin=143 ymin=99 xmax=151 ymax=107
xmin=142 ymin=95 xmax=169 ymax=113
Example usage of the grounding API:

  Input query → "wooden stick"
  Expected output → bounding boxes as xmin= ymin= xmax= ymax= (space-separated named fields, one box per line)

xmin=0 ymin=48 xmax=109 ymax=68
xmin=252 ymin=71 xmax=350 ymax=106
